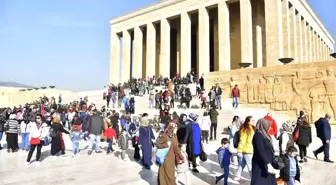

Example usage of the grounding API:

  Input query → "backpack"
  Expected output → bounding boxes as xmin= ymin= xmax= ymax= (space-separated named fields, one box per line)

xmin=49 ymin=127 xmax=59 ymax=138
xmin=233 ymin=131 xmax=240 ymax=148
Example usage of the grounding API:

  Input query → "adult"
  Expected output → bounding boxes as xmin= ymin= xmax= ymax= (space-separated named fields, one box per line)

xmin=215 ymin=83 xmax=222 ymax=110
xmin=231 ymin=84 xmax=240 ymax=109
xmin=183 ymin=113 xmax=202 ymax=173
xmin=297 ymin=110 xmax=305 ymax=124
xmin=295 ymin=116 xmax=312 ymax=163
xmin=156 ymin=122 xmax=183 ymax=185
xmin=313 ymin=113 xmax=333 ymax=163
xmin=129 ymin=116 xmax=141 ymax=161
xmin=199 ymin=74 xmax=204 ymax=90
xmin=235 ymin=116 xmax=254 ymax=181
xmin=0 ymin=113 xmax=6 ymax=150
xmin=264 ymin=113 xmax=278 ymax=138
xmin=86 ymin=109 xmax=105 ymax=155
xmin=251 ymin=118 xmax=277 ymax=185
xmin=26 ymin=114 xmax=48 ymax=165
xmin=138 ymin=113 xmax=155 ymax=170
xmin=4 ymin=114 xmax=20 ymax=152
xmin=208 ymin=106 xmax=219 ymax=141
xmin=176 ymin=113 xmax=187 ymax=144
xmin=50 ymin=115 xmax=70 ymax=156
xmin=278 ymin=121 xmax=295 ymax=156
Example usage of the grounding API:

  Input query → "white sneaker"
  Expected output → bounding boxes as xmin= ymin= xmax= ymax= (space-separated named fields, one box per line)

xmin=25 ymin=162 xmax=30 ymax=166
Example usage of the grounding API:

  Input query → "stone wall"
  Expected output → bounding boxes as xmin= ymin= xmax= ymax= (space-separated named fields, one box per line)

xmin=205 ymin=61 xmax=336 ymax=123
xmin=0 ymin=87 xmax=78 ymax=108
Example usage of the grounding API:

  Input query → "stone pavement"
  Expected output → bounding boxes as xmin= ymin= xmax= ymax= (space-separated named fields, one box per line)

xmin=0 ymin=90 xmax=335 ymax=185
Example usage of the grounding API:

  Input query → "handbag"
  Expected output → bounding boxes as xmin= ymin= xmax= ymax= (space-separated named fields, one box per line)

xmin=199 ymin=144 xmax=207 ymax=162
xmin=293 ymin=130 xmax=299 ymax=142
xmin=156 ymin=146 xmax=170 ymax=165
xmin=43 ymin=136 xmax=50 ymax=146
xmin=272 ymin=155 xmax=285 ymax=170
xmin=30 ymin=138 xmax=41 ymax=145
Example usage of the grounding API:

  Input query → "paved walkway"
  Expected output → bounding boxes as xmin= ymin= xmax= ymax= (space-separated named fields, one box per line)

xmin=0 ymin=91 xmax=335 ymax=185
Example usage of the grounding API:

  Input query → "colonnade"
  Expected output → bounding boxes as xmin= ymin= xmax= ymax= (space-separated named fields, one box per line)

xmin=109 ymin=0 xmax=334 ymax=84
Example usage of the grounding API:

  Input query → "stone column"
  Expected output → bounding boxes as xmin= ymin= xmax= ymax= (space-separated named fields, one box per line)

xmin=240 ymin=0 xmax=253 ymax=66
xmin=133 ymin=27 xmax=143 ymax=79
xmin=110 ymin=31 xmax=120 ymax=84
xmin=180 ymin=12 xmax=191 ymax=76
xmin=297 ymin=14 xmax=303 ymax=63
xmin=198 ymin=6 xmax=210 ymax=75
xmin=282 ymin=0 xmax=291 ymax=57
xmin=302 ymin=20 xmax=308 ymax=63
xmin=290 ymin=7 xmax=297 ymax=63
xmin=176 ymin=24 xmax=181 ymax=74
xmin=308 ymin=26 xmax=313 ymax=62
xmin=122 ymin=30 xmax=131 ymax=82
xmin=218 ymin=1 xmax=231 ymax=70
xmin=264 ymin=0 xmax=283 ymax=66
xmin=160 ymin=18 xmax=170 ymax=78
xmin=146 ymin=23 xmax=156 ymax=77
xmin=311 ymin=29 xmax=316 ymax=62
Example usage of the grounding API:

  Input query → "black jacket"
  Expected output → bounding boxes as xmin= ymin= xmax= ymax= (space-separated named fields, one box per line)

xmin=280 ymin=155 xmax=301 ymax=182
xmin=87 ymin=114 xmax=105 ymax=135
xmin=296 ymin=126 xmax=312 ymax=146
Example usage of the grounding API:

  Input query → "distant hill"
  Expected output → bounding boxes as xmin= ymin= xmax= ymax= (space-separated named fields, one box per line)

xmin=0 ymin=82 xmax=36 ymax=88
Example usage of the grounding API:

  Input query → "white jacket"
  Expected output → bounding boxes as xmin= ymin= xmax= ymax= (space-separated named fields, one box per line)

xmin=20 ymin=122 xmax=32 ymax=133
xmin=29 ymin=122 xmax=49 ymax=140
xmin=200 ymin=116 xmax=211 ymax=131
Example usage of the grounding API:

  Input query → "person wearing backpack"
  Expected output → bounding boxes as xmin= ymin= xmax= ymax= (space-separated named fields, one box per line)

xmin=229 ymin=116 xmax=240 ymax=165
xmin=278 ymin=121 xmax=295 ymax=156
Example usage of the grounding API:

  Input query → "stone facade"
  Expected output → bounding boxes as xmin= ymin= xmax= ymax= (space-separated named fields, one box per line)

xmin=109 ymin=0 xmax=335 ymax=84
xmin=205 ymin=61 xmax=336 ymax=123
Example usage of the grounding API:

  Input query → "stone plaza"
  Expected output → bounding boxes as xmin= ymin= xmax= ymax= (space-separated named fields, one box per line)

xmin=0 ymin=91 xmax=335 ymax=185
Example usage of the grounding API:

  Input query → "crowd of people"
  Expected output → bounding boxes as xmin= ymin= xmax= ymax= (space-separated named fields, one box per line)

xmin=0 ymin=73 xmax=333 ymax=185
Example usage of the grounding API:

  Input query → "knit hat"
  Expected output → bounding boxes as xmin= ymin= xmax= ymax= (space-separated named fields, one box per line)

xmin=188 ymin=113 xmax=198 ymax=121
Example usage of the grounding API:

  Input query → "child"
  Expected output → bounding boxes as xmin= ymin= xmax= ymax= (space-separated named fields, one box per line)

xmin=215 ymin=138 xmax=232 ymax=185
xmin=118 ymin=129 xmax=129 ymax=161
xmin=71 ymin=126 xmax=83 ymax=157
xmin=104 ymin=124 xmax=117 ymax=155
xmin=280 ymin=146 xmax=301 ymax=185
xmin=176 ymin=144 xmax=190 ymax=185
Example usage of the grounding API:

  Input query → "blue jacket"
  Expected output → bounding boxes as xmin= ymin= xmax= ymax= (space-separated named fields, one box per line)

xmin=216 ymin=147 xmax=231 ymax=168
xmin=315 ymin=117 xmax=331 ymax=141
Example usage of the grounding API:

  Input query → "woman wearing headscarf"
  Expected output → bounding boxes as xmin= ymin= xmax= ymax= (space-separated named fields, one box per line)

xmin=138 ymin=113 xmax=155 ymax=170
xmin=251 ymin=118 xmax=277 ymax=185
xmin=229 ymin=116 xmax=240 ymax=164
xmin=156 ymin=122 xmax=183 ymax=185
xmin=278 ymin=120 xmax=295 ymax=156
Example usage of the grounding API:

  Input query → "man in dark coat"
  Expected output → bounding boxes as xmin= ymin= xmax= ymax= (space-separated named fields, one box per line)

xmin=313 ymin=113 xmax=333 ymax=163
xmin=183 ymin=113 xmax=202 ymax=173
xmin=199 ymin=75 xmax=204 ymax=90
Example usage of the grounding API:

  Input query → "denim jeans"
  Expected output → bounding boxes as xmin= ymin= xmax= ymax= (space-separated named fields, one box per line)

xmin=287 ymin=176 xmax=295 ymax=185
xmin=232 ymin=97 xmax=239 ymax=108
xmin=236 ymin=154 xmax=252 ymax=178
xmin=216 ymin=165 xmax=229 ymax=185
xmin=215 ymin=95 xmax=222 ymax=109
xmin=73 ymin=142 xmax=80 ymax=155
xmin=21 ymin=133 xmax=30 ymax=150
xmin=149 ymin=100 xmax=154 ymax=109
xmin=88 ymin=134 xmax=101 ymax=152
xmin=107 ymin=139 xmax=113 ymax=153
xmin=0 ymin=131 xmax=3 ymax=148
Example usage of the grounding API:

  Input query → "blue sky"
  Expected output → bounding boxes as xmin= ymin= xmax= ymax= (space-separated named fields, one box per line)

xmin=0 ymin=0 xmax=335 ymax=91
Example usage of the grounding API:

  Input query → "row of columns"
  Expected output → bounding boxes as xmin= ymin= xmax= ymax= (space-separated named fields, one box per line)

xmin=110 ymin=0 xmax=334 ymax=84
xmin=282 ymin=0 xmax=333 ymax=63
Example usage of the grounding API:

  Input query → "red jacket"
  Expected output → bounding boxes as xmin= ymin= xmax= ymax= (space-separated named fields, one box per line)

xmin=104 ymin=128 xmax=117 ymax=139
xmin=264 ymin=115 xmax=278 ymax=137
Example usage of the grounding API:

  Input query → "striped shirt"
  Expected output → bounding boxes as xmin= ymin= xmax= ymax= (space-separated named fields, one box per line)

xmin=4 ymin=119 xmax=20 ymax=134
